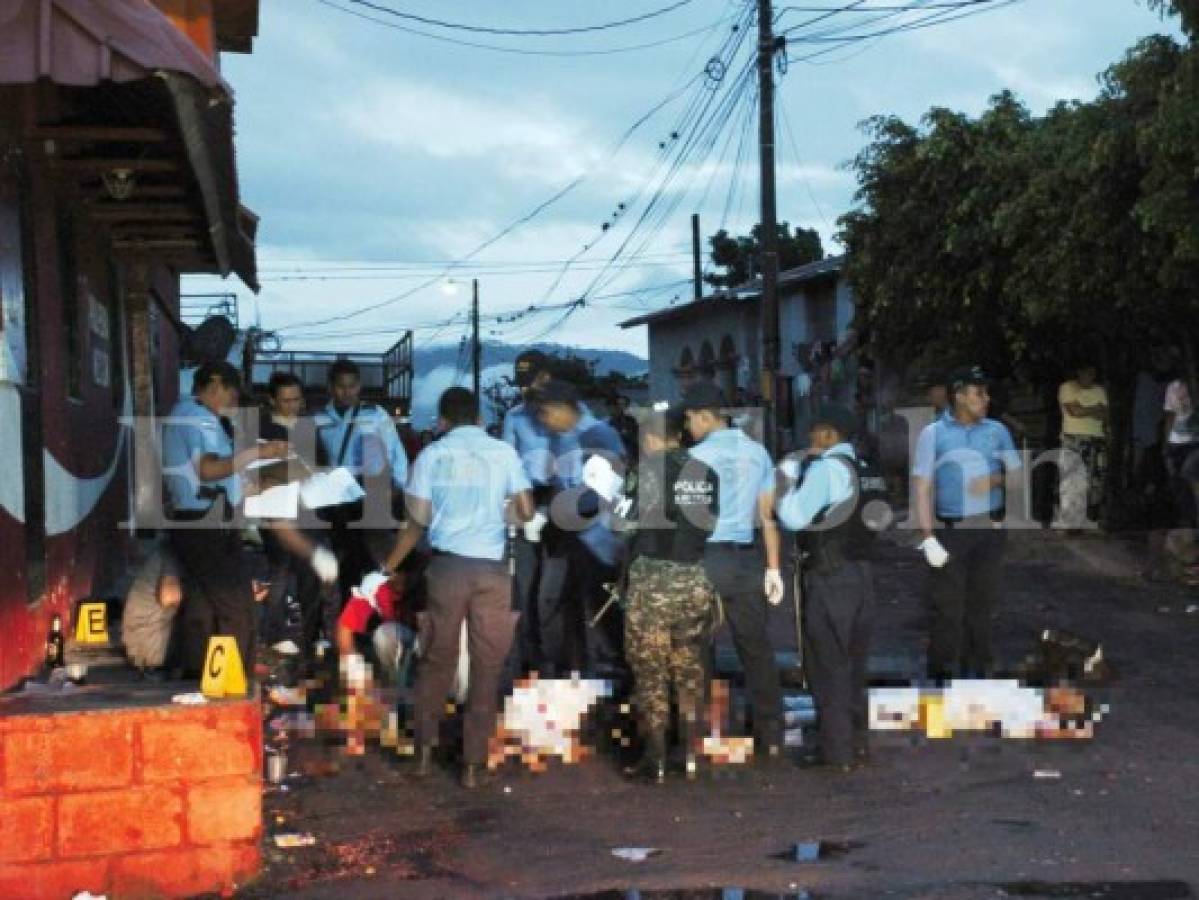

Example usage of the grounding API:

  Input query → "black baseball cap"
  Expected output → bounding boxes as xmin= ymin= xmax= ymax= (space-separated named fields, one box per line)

xmin=811 ymin=404 xmax=857 ymax=438
xmin=534 ymin=379 xmax=579 ymax=406
xmin=513 ymin=350 xmax=550 ymax=388
xmin=946 ymin=365 xmax=988 ymax=396
xmin=680 ymin=382 xmax=726 ymax=413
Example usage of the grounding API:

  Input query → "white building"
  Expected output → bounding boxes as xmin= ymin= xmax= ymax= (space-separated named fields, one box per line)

xmin=619 ymin=256 xmax=871 ymax=450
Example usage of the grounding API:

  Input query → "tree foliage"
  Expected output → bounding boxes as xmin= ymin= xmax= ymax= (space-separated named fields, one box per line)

xmin=705 ymin=222 xmax=823 ymax=288
xmin=839 ymin=31 xmax=1199 ymax=383
xmin=838 ymin=13 xmax=1199 ymax=519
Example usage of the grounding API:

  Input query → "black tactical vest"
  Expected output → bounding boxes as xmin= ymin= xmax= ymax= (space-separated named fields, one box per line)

xmin=796 ymin=452 xmax=890 ymax=572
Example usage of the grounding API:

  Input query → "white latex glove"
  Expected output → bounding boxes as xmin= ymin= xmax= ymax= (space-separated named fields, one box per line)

xmin=582 ymin=455 xmax=624 ymax=503
xmin=523 ymin=510 xmax=548 ymax=543
xmin=310 ymin=547 xmax=339 ymax=584
xmin=918 ymin=536 xmax=950 ymax=568
xmin=764 ymin=569 xmax=785 ymax=606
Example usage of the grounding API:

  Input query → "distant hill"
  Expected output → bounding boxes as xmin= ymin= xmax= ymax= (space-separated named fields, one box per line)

xmin=410 ymin=341 xmax=647 ymax=427
xmin=414 ymin=340 xmax=647 ymax=378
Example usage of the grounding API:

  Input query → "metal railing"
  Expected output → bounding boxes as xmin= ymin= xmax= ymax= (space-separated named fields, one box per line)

xmin=249 ymin=330 xmax=414 ymax=415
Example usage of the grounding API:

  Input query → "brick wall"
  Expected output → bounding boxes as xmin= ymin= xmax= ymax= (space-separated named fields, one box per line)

xmin=0 ymin=699 xmax=262 ymax=899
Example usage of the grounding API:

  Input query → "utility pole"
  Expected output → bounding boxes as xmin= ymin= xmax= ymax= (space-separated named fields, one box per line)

xmin=471 ymin=278 xmax=481 ymax=399
xmin=757 ymin=0 xmax=781 ymax=455
xmin=691 ymin=213 xmax=703 ymax=300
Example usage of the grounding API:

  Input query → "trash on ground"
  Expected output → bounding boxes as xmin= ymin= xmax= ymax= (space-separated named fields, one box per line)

xmin=274 ymin=832 xmax=317 ymax=848
xmin=611 ymin=847 xmax=662 ymax=862
xmin=171 ymin=692 xmax=208 ymax=705
xmin=1033 ymin=769 xmax=1062 ymax=780
xmin=268 ymin=685 xmax=307 ymax=707
xmin=771 ymin=839 xmax=864 ymax=863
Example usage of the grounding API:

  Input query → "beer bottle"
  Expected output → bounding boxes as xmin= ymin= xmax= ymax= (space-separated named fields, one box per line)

xmin=45 ymin=614 xmax=65 ymax=669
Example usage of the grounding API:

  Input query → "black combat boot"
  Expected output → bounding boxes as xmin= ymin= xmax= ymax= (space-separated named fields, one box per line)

xmin=625 ymin=730 xmax=667 ymax=783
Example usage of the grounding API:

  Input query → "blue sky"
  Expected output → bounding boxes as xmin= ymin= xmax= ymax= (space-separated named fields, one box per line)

xmin=186 ymin=0 xmax=1181 ymax=357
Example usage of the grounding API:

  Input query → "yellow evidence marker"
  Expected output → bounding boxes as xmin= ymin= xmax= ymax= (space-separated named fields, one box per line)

xmin=74 ymin=601 xmax=109 ymax=644
xmin=200 ymin=636 xmax=248 ymax=699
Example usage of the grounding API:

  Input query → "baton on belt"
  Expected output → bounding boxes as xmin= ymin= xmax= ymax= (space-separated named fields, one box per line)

xmin=791 ymin=548 xmax=809 ymax=692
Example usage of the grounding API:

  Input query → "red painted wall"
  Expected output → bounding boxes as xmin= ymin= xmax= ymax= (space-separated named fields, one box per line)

xmin=0 ymin=97 xmax=182 ymax=690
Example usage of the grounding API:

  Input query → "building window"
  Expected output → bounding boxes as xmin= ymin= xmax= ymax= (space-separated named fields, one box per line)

xmin=56 ymin=208 xmax=81 ymax=399
xmin=805 ymin=282 xmax=837 ymax=343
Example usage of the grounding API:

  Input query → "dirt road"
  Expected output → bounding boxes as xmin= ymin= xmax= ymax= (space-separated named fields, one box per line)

xmin=244 ymin=534 xmax=1199 ymax=900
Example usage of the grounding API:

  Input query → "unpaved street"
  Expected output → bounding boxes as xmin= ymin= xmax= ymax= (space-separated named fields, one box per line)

xmin=244 ymin=535 xmax=1199 ymax=900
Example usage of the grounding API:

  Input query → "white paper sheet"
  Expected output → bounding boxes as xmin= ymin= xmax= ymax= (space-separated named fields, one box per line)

xmin=244 ymin=481 xmax=300 ymax=519
xmin=299 ymin=467 xmax=364 ymax=509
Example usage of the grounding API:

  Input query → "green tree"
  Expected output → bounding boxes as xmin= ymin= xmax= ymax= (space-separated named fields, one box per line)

xmin=705 ymin=221 xmax=823 ymax=288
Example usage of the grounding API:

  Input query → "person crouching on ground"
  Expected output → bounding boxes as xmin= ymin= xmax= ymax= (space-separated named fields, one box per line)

xmin=618 ymin=407 xmax=720 ymax=782
xmin=335 ymin=571 xmax=414 ymax=687
xmin=383 ymin=387 xmax=534 ymax=788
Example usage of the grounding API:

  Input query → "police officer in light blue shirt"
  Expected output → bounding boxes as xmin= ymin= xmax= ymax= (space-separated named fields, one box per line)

xmin=161 ymin=361 xmax=289 ymax=679
xmin=912 ymin=365 xmax=1023 ymax=680
xmin=501 ymin=350 xmax=555 ymax=679
xmin=536 ymin=380 xmax=629 ymax=682
xmin=313 ymin=358 xmax=408 ymax=601
xmin=778 ymin=405 xmax=875 ymax=769
xmin=383 ymin=387 xmax=534 ymax=788
xmin=314 ymin=359 xmax=408 ymax=488
xmin=682 ymin=382 xmax=785 ymax=756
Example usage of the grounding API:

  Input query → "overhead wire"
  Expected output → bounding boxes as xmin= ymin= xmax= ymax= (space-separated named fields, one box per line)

xmin=275 ymin=68 xmax=709 ymax=333
xmin=344 ymin=0 xmax=701 ymax=37
xmin=317 ymin=0 xmax=736 ymax=58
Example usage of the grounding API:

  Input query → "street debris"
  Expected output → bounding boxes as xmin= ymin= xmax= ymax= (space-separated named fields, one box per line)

xmin=1033 ymin=769 xmax=1063 ymax=780
xmin=611 ymin=847 xmax=662 ymax=862
xmin=274 ymin=832 xmax=317 ymax=849
xmin=771 ymin=840 xmax=863 ymax=863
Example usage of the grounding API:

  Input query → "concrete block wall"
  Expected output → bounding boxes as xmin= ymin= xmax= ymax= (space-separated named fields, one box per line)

xmin=0 ymin=699 xmax=262 ymax=899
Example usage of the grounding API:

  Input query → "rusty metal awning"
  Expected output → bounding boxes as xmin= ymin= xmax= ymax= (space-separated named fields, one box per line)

xmin=0 ymin=0 xmax=228 ymax=90
xmin=0 ymin=0 xmax=258 ymax=291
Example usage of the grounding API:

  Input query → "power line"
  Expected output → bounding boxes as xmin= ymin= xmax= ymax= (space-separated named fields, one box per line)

xmin=317 ymin=0 xmax=735 ymax=57
xmin=784 ymin=0 xmax=1022 ymax=61
xmin=276 ymin=69 xmax=712 ymax=333
xmin=343 ymin=0 xmax=700 ymax=37
xmin=778 ymin=101 xmax=832 ymax=232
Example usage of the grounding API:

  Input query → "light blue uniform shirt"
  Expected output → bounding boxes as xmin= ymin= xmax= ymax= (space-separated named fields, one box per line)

xmin=688 ymin=428 xmax=776 ymax=544
xmin=406 ymin=426 xmax=531 ymax=561
xmin=912 ymin=411 xmax=1022 ymax=519
xmin=549 ymin=409 xmax=626 ymax=491
xmin=315 ymin=402 xmax=408 ymax=489
xmin=777 ymin=442 xmax=856 ymax=532
xmin=547 ymin=409 xmax=627 ymax=566
xmin=161 ymin=397 xmax=241 ymax=511
xmin=501 ymin=402 xmax=553 ymax=487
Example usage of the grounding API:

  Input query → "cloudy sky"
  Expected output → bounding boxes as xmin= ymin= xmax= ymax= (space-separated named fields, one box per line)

xmin=185 ymin=0 xmax=1180 ymax=357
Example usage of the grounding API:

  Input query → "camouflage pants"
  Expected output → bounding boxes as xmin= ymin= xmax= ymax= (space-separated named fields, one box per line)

xmin=624 ymin=557 xmax=715 ymax=737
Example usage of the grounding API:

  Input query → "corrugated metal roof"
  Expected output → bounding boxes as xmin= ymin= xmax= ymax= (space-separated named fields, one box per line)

xmin=0 ymin=0 xmax=229 ymax=91
xmin=619 ymin=254 xmax=845 ymax=329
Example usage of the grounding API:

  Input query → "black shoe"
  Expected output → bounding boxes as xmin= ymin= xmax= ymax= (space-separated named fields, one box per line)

xmin=625 ymin=753 xmax=666 ymax=784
